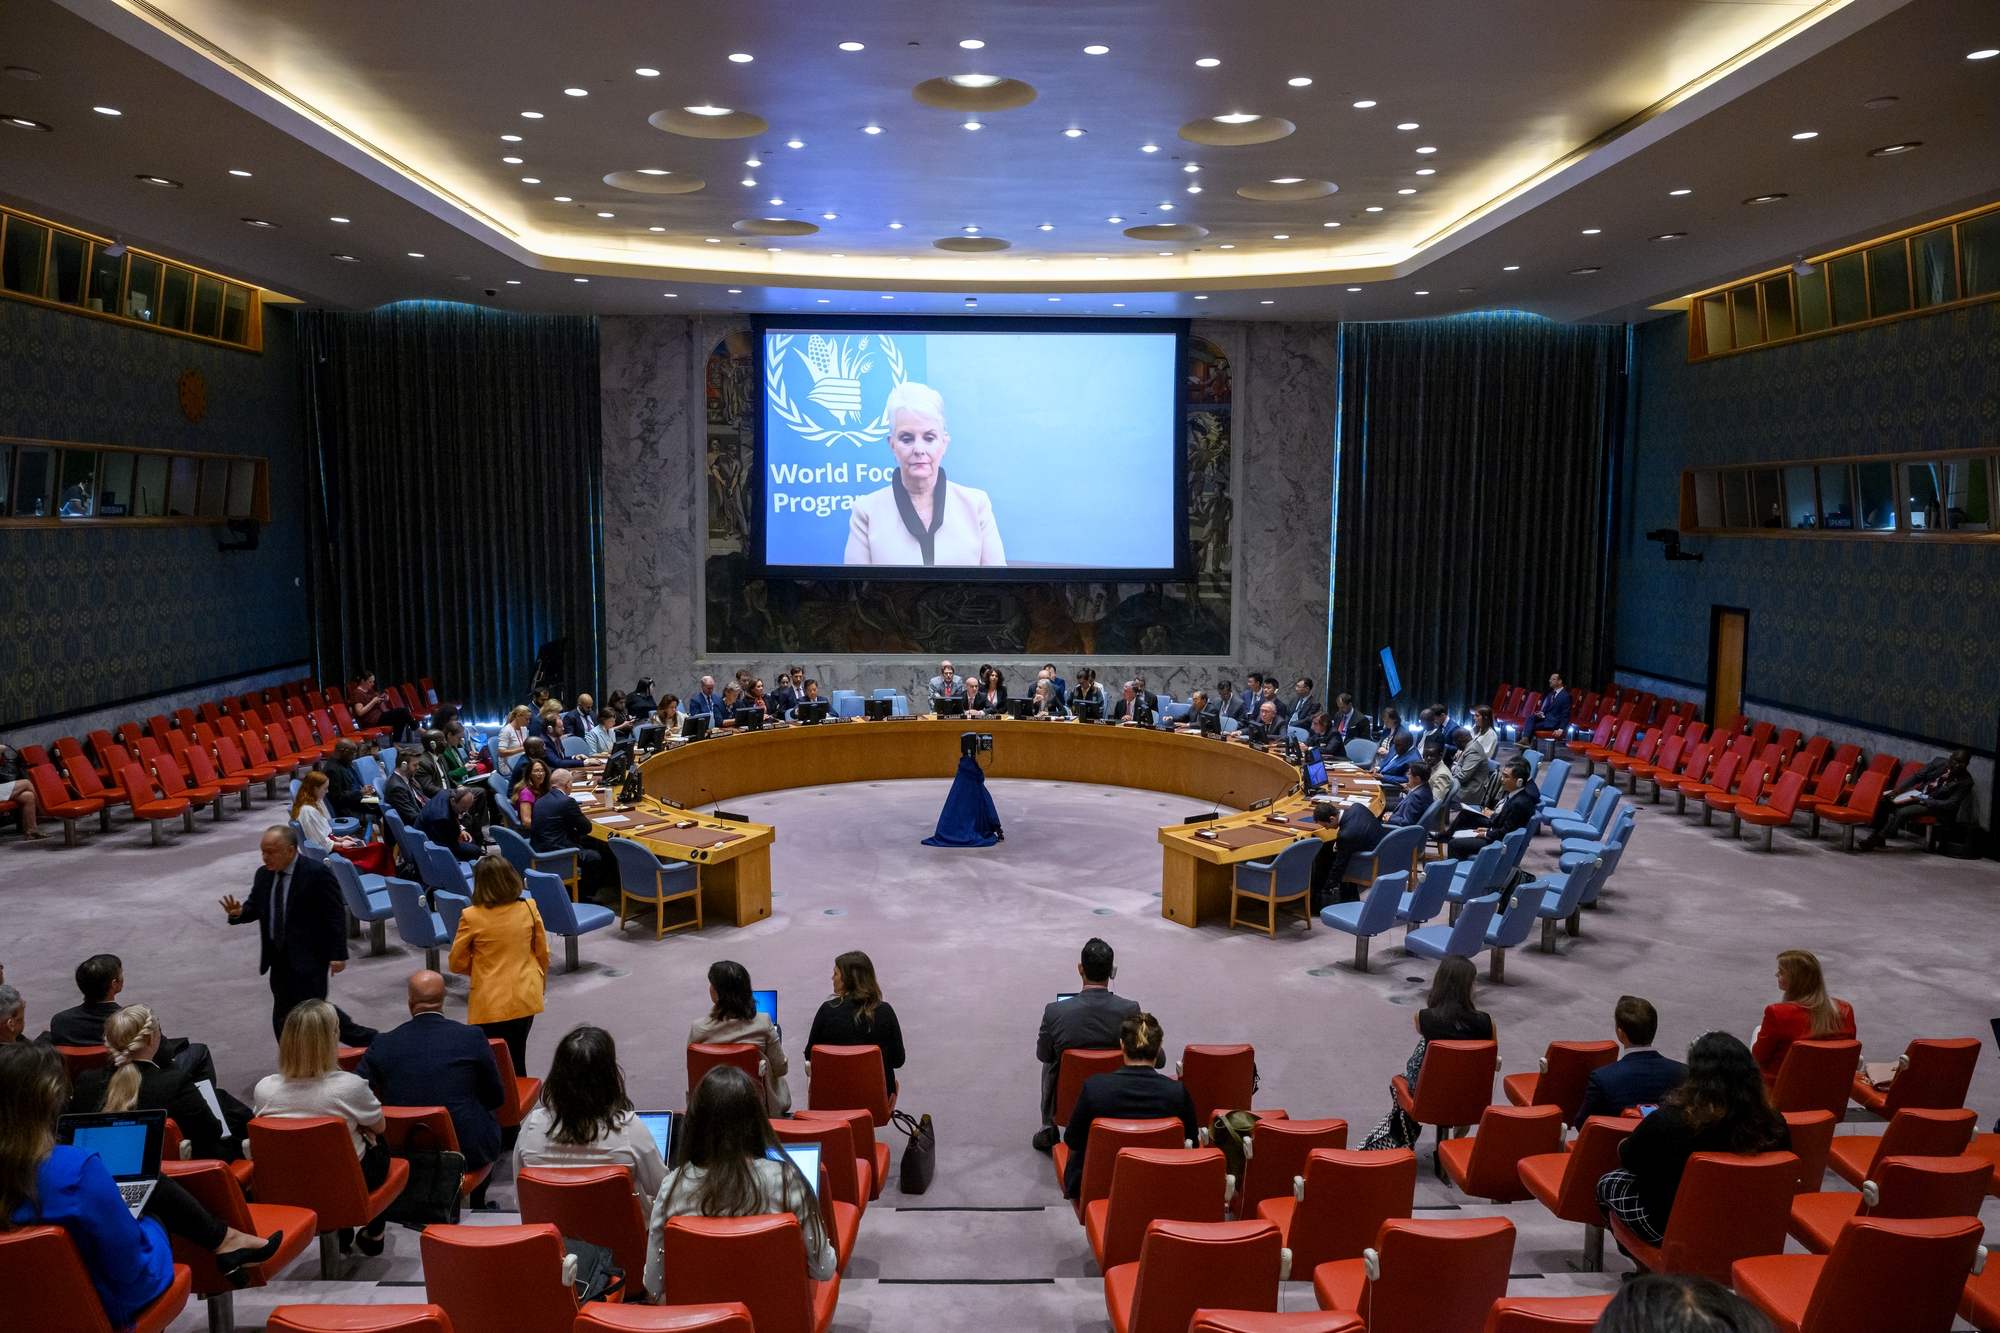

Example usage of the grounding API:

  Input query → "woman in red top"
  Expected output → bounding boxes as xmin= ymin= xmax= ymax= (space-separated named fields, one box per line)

xmin=1751 ymin=949 xmax=1856 ymax=1084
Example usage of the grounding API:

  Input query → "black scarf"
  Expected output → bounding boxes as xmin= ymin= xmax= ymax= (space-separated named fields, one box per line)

xmin=892 ymin=467 xmax=949 ymax=566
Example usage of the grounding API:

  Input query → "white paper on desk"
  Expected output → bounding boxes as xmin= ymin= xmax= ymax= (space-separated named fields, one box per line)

xmin=193 ymin=1079 xmax=226 ymax=1128
xmin=593 ymin=814 xmax=631 ymax=825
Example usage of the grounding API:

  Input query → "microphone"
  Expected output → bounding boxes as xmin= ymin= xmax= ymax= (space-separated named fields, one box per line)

xmin=699 ymin=785 xmax=713 ymax=817
xmin=1212 ymin=789 xmax=1232 ymax=823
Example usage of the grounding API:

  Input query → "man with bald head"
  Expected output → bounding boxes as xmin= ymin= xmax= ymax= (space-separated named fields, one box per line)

xmin=356 ymin=971 xmax=505 ymax=1198
xmin=530 ymin=767 xmax=615 ymax=901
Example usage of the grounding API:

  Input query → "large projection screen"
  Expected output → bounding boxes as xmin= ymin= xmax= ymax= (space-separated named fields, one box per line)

xmin=751 ymin=316 xmax=1188 ymax=580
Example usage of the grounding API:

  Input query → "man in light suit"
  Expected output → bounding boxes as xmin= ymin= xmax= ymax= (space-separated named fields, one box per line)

xmin=1032 ymin=939 xmax=1141 ymax=1152
xmin=1571 ymin=996 xmax=1686 ymax=1126
xmin=219 ymin=825 xmax=355 ymax=1042
xmin=930 ymin=661 xmax=963 ymax=703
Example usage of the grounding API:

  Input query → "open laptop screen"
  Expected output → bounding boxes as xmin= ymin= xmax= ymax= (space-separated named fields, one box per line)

xmin=753 ymin=990 xmax=778 ymax=1028
xmin=60 ymin=1111 xmax=163 ymax=1179
xmin=636 ymin=1110 xmax=681 ymax=1166
xmin=773 ymin=1144 xmax=820 ymax=1196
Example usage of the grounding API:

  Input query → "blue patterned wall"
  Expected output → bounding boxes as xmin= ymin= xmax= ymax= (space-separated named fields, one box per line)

xmin=0 ymin=298 xmax=308 ymax=726
xmin=1614 ymin=304 xmax=1999 ymax=748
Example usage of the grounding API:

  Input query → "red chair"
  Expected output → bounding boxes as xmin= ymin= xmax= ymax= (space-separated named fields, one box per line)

xmin=119 ymin=761 xmax=193 ymax=844
xmin=217 ymin=733 xmax=285 ymax=799
xmin=575 ymin=1305 xmax=756 ymax=1332
xmin=1234 ymin=1116 xmax=1347 ymax=1219
xmin=657 ymin=1214 xmax=840 ymax=1333
xmin=490 ymin=1038 xmax=544 ymax=1130
xmin=1179 ymin=1044 xmax=1257 ymax=1124
xmin=56 ymin=1043 xmax=111 ymax=1077
xmin=248 ymin=1116 xmax=411 ymax=1278
xmin=1702 ymin=755 xmax=1769 ymax=827
xmin=687 ymin=1044 xmax=763 ymax=1101
xmin=1604 ymin=727 xmax=1662 ymax=789
xmin=518 ymin=1165 xmax=648 ymax=1283
xmin=1737 ymin=770 xmax=1808 ymax=850
xmin=1501 ymin=1040 xmax=1617 ymax=1115
xmin=117 ymin=720 xmax=147 ymax=755
xmin=1734 ymin=1215 xmax=1983 ymax=1333
xmin=771 ymin=1120 xmax=862 ymax=1265
xmin=1827 ymin=1108 xmax=1977 ymax=1188
xmin=1606 ymin=1150 xmax=1799 ymax=1284
xmin=151 ymin=751 xmax=226 ymax=822
xmin=1518 ymin=1114 xmax=1635 ymax=1271
xmin=290 ymin=715 xmax=334 ymax=761
xmin=1060 ymin=1118 xmax=1188 ymax=1221
xmin=1967 ymin=1133 xmax=2000 ymax=1195
xmin=1849 ymin=1038 xmax=1980 ymax=1117
xmin=1190 ymin=1315 xmax=1362 ymax=1333
xmin=29 ymin=762 xmax=106 ymax=844
xmin=1104 ymin=1219 xmax=1282 ymax=1333
xmin=83 ymin=729 xmax=121 ymax=780
xmin=267 ymin=1306 xmax=455 ymax=1332
xmin=806 ymin=1044 xmax=894 ymax=1124
xmin=1794 ymin=762 xmax=1852 ymax=837
xmin=1054 ymin=1047 xmax=1126 ymax=1130
xmin=1390 ymin=1039 xmax=1497 ymax=1174
xmin=1783 ymin=1110 xmax=1838 ymax=1195
xmin=0 ymin=1224 xmax=192 ymax=1333
xmin=1964 ymin=1260 xmax=2000 ymax=1333
xmin=1312 ymin=1217 xmax=1515 ymax=1333
xmin=1482 ymin=1296 xmax=1613 ymax=1332
xmin=1567 ymin=717 xmax=1619 ymax=774
xmin=793 ymin=1106 xmax=882 ymax=1205
xmin=1675 ymin=749 xmax=1743 ymax=817
xmin=158 ymin=1157 xmax=317 ymax=1328
xmin=1085 ymin=1146 xmax=1227 ymax=1271
xmin=383 ymin=1106 xmax=493 ymax=1201
xmin=421 ymin=1223 xmax=580 ymax=1333
xmin=333 ymin=700 xmax=392 ymax=742
xmin=1438 ymin=1103 xmax=1564 ymax=1202
xmin=1654 ymin=741 xmax=1715 ymax=810
xmin=1257 ymin=1147 xmax=1416 ymax=1274
xmin=243 ymin=725 xmax=301 ymax=780
xmin=64 ymin=756 xmax=132 ymax=821
xmin=1790 ymin=1154 xmax=1993 ymax=1253
xmin=1818 ymin=770 xmax=1889 ymax=850
xmin=185 ymin=743 xmax=251 ymax=812
xmin=1772 ymin=1040 xmax=1864 ymax=1119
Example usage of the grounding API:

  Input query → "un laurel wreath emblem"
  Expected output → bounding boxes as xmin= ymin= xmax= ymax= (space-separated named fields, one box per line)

xmin=766 ymin=333 xmax=908 ymax=447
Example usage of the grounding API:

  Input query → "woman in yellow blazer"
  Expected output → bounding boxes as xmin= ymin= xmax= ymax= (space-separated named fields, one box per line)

xmin=448 ymin=855 xmax=550 ymax=1076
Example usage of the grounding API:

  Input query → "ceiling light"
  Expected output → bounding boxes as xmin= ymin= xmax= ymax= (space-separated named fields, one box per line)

xmin=1260 ymin=300 xmax=1274 ymax=304
xmin=1270 ymin=177 xmax=1303 ymax=184
xmin=638 ymin=168 xmax=669 ymax=175
xmin=635 ymin=68 xmax=659 ymax=77
xmin=741 ymin=178 xmax=756 ymax=185
xmin=1791 ymin=130 xmax=1818 ymax=139
xmin=1414 ymin=291 xmax=1429 ymax=296
xmin=1415 ymin=145 xmax=1436 ymax=154
xmin=597 ymin=211 xmax=614 ymax=217
xmin=767 ymin=246 xmax=781 ymax=252
xmin=889 ymin=222 xmax=903 ymax=228
xmin=6 ymin=117 xmax=52 ymax=130
xmin=861 ymin=124 xmax=882 ymax=134
xmin=821 ymin=212 xmax=837 ymax=219
xmin=1352 ymin=100 xmax=1376 ymax=108
xmin=330 ymin=216 xmax=349 ymax=223
xmin=1038 ymin=223 xmax=1053 ymax=231
xmin=745 ymin=158 xmax=761 ymax=166
xmin=93 ymin=105 xmax=120 ymax=115
xmin=1347 ymin=286 xmax=1361 ymax=291
xmin=1570 ymin=266 xmax=1600 ymax=274
xmin=1157 ymin=250 xmax=1173 ymax=256
xmin=839 ymin=41 xmax=865 ymax=52
xmin=1213 ymin=113 xmax=1259 ymax=124
xmin=1112 ymin=302 xmax=1124 ymax=307
xmin=1503 ymin=265 xmax=1519 ymax=271
xmin=554 ymin=194 xmax=571 ymax=201
xmin=503 ymin=156 xmax=522 ymax=163
xmin=1048 ymin=297 xmax=1060 ymax=302
xmin=831 ymin=253 xmax=845 ymax=257
xmin=960 ymin=39 xmax=985 ymax=49
xmin=574 ymin=277 xmax=589 ymax=282
xmin=1108 ymin=215 xmax=1124 ymax=222
xmin=963 ymin=225 xmax=980 ymax=232
xmin=896 ymin=256 xmax=909 ymax=261
xmin=521 ymin=177 xmax=540 ymax=183
xmin=1364 ymin=206 xmax=1382 ymax=212
xmin=768 ymin=197 xmax=783 ymax=205
xmin=1158 ymin=203 xmax=1173 ymax=210
xmin=332 ymin=253 xmax=358 ymax=262
xmin=1581 ymin=227 xmax=1601 ymax=234
xmin=685 ymin=105 xmax=731 ymax=116
xmin=1187 ymin=186 xmax=1202 ymax=193
xmin=1323 ymin=221 xmax=1340 ymax=227
xmin=649 ymin=226 xmax=665 ymax=232
xmin=728 ymin=288 xmax=742 ymax=293
xmin=1968 ymin=48 xmax=1998 ymax=59
xmin=1064 ymin=128 xmax=1085 ymax=137
xmin=1744 ymin=192 xmax=1789 ymax=203
xmin=705 ymin=237 xmax=720 ymax=242
xmin=786 ymin=141 xmax=805 ymax=151
xmin=501 ymin=134 xmax=522 ymax=141
xmin=563 ymin=88 xmax=588 ymax=97
xmin=1289 ymin=78 xmax=1314 ymax=88
xmin=822 ymin=299 xmax=834 ymax=304
xmin=1668 ymin=188 xmax=1692 ymax=196
xmin=1415 ymin=168 xmax=1435 ymax=176
xmin=1273 ymin=234 xmax=1289 ymax=239
xmin=1868 ymin=142 xmax=1921 ymax=156
xmin=1141 ymin=144 xmax=1159 ymax=153
xmin=1650 ymin=232 xmax=1685 ymax=241
xmin=408 ymin=252 xmax=424 ymax=257
xmin=1194 ymin=294 xmax=1208 ymax=299
xmin=1196 ymin=57 xmax=1221 ymax=67
xmin=138 ymin=174 xmax=180 ymax=186
xmin=521 ymin=110 xmax=543 ymax=118
xmin=727 ymin=53 xmax=753 ymax=63
xmin=1219 ymin=244 xmax=1234 ymax=249
xmin=962 ymin=120 xmax=983 ymax=130
xmin=1397 ymin=122 xmax=1418 ymax=130
xmin=229 ymin=168 xmax=253 ymax=176
xmin=882 ymin=293 xmax=895 ymax=298
xmin=242 ymin=218 xmax=275 ymax=228
xmin=1084 ymin=45 xmax=1109 ymax=55
xmin=1398 ymin=188 xmax=1416 ymax=194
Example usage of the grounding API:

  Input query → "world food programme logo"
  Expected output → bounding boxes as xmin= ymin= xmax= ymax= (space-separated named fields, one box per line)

xmin=766 ymin=333 xmax=908 ymax=447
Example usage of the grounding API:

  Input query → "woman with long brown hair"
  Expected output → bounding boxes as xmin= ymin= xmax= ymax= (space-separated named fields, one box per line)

xmin=448 ymin=855 xmax=549 ymax=1076
xmin=805 ymin=950 xmax=906 ymax=1099
xmin=511 ymin=756 xmax=553 ymax=826
xmin=643 ymin=1065 xmax=835 ymax=1301
xmin=70 ymin=1005 xmax=238 ymax=1162
xmin=1361 ymin=955 xmax=1497 ymax=1151
xmin=1750 ymin=949 xmax=1857 ymax=1084
xmin=689 ymin=960 xmax=791 ymax=1118
xmin=514 ymin=1025 xmax=664 ymax=1200
xmin=2 ymin=1043 xmax=278 ymax=1323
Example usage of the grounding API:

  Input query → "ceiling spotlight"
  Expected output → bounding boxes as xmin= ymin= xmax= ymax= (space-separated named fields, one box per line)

xmin=1260 ymin=300 xmax=1274 ymax=304
xmin=1581 ymin=227 xmax=1601 ymax=234
xmin=1323 ymin=221 xmax=1340 ymax=227
xmin=229 ymin=168 xmax=253 ymax=176
xmin=1347 ymin=286 xmax=1361 ymax=291
xmin=1039 ymin=223 xmax=1053 ymax=230
xmin=1398 ymin=188 xmax=1416 ymax=194
xmin=242 ymin=218 xmax=276 ymax=228
xmin=767 ymin=246 xmax=781 ymax=252
xmin=1159 ymin=203 xmax=1173 ymax=210
xmin=768 ymin=197 xmax=784 ymax=205
xmin=408 ymin=251 xmax=425 ymax=257
xmin=1196 ymin=57 xmax=1221 ymax=67
xmin=93 ymin=105 xmax=120 ymax=115
xmin=574 ymin=277 xmax=589 ymax=282
xmin=744 ymin=157 xmax=762 ymax=166
xmin=963 ymin=225 xmax=980 ymax=232
xmin=1108 ymin=215 xmax=1124 ymax=222
xmin=1288 ymin=77 xmax=1312 ymax=86
xmin=727 ymin=53 xmax=753 ymax=63
xmin=1048 ymin=297 xmax=1061 ymax=302
xmin=1867 ymin=142 xmax=1921 ymax=156
xmin=1415 ymin=290 xmax=1429 ymax=295
xmin=1182 ymin=164 xmax=1201 ymax=174
xmin=787 ymin=139 xmax=804 ymax=148
xmin=6 ymin=116 xmax=52 ymax=130
xmin=1791 ymin=130 xmax=1818 ymax=139
xmin=839 ymin=42 xmax=864 ymax=52
xmin=137 ymin=174 xmax=181 ymax=186
xmin=1219 ymin=244 xmax=1234 ymax=249
xmin=831 ymin=253 xmax=845 ymax=257
xmin=1570 ymin=266 xmax=1600 ymax=274
xmin=1353 ymin=100 xmax=1376 ymax=108
xmin=960 ymin=39 xmax=985 ymax=49
xmin=1744 ymin=193 xmax=1789 ymax=203
xmin=1415 ymin=145 xmax=1437 ymax=154
xmin=635 ymin=68 xmax=659 ymax=77
xmin=728 ymin=288 xmax=742 ymax=293
xmin=1194 ymin=294 xmax=1208 ymax=299
xmin=1503 ymin=265 xmax=1520 ymax=271
xmin=1273 ymin=234 xmax=1289 ymax=239
xmin=1157 ymin=250 xmax=1174 ymax=256
xmin=501 ymin=134 xmax=522 ymax=141
xmin=949 ymin=74 xmax=1004 ymax=87
xmin=563 ymin=87 xmax=588 ymax=97
xmin=861 ymin=124 xmax=882 ymax=134
xmin=821 ymin=212 xmax=837 ymax=219
xmin=649 ymin=226 xmax=665 ymax=232
xmin=1187 ymin=186 xmax=1202 ymax=193
xmin=521 ymin=110 xmax=543 ymax=118
xmin=1213 ymin=113 xmax=1259 ymax=124
xmin=1094 ymin=256 xmax=1109 ymax=261
xmin=1415 ymin=168 xmax=1435 ymax=176
xmin=1669 ymin=188 xmax=1691 ymax=195
xmin=1968 ymin=48 xmax=1999 ymax=59
xmin=1112 ymin=302 xmax=1125 ymax=307
xmin=705 ymin=237 xmax=720 ymax=242
xmin=503 ymin=156 xmax=522 ymax=163
xmin=554 ymin=194 xmax=572 ymax=201
xmin=330 ymin=216 xmax=349 ymax=223
xmin=331 ymin=253 xmax=358 ymax=262
xmin=962 ymin=120 xmax=983 ymax=130
xmin=521 ymin=177 xmax=540 ymax=183
xmin=1064 ymin=127 xmax=1085 ymax=137
xmin=597 ymin=211 xmax=614 ymax=217
xmin=889 ymin=222 xmax=903 ymax=228
xmin=1084 ymin=45 xmax=1109 ymax=54
xmin=684 ymin=105 xmax=731 ymax=116
xmin=1364 ymin=206 xmax=1382 ymax=212
xmin=741 ymin=178 xmax=756 ymax=186
xmin=1650 ymin=231 xmax=1685 ymax=241
xmin=637 ymin=168 xmax=669 ymax=175
xmin=1397 ymin=122 xmax=1418 ymax=130
xmin=882 ymin=293 xmax=895 ymax=298
xmin=1141 ymin=144 xmax=1159 ymax=153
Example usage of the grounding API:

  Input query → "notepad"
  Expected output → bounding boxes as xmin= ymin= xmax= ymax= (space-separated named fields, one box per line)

xmin=193 ymin=1079 xmax=226 ymax=1129
xmin=594 ymin=814 xmax=631 ymax=825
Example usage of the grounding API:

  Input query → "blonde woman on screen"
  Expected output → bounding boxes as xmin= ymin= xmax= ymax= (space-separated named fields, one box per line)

xmin=844 ymin=382 xmax=1006 ymax=567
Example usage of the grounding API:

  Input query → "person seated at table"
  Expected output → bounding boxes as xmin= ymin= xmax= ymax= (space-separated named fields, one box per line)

xmin=1257 ymin=677 xmax=1284 ymax=724
xmin=1857 ymin=747 xmax=1974 ymax=851
xmin=654 ymin=694 xmax=683 ymax=732
xmin=792 ymin=681 xmax=823 ymax=719
xmin=1572 ymin=995 xmax=1686 ymax=1127
xmin=419 ymin=785 xmax=486 ymax=862
xmin=1234 ymin=700 xmax=1286 ymax=747
xmin=713 ymin=683 xmax=743 ymax=728
xmin=603 ymin=691 xmax=637 ymax=739
xmin=1594 ymin=1031 xmax=1789 ymax=1246
xmin=1060 ymin=1012 xmax=1198 ymax=1198
xmin=1328 ymin=693 xmax=1369 ymax=744
xmin=322 ymin=739 xmax=373 ymax=820
xmin=511 ymin=757 xmax=553 ymax=827
xmin=767 ymin=670 xmax=800 ymax=718
xmin=806 ymin=951 xmax=905 ymax=1098
xmin=745 ymin=680 xmax=773 ymax=723
xmin=1068 ymin=667 xmax=1106 ymax=716
xmin=291 ymin=771 xmax=365 ymax=856
xmin=688 ymin=960 xmax=790 ymax=1118
xmin=1372 ymin=707 xmax=1404 ymax=763
xmin=1446 ymin=755 xmax=1539 ymax=858
xmin=515 ymin=1024 xmax=665 ymax=1200
xmin=1375 ymin=730 xmax=1418 ymax=789
xmin=1216 ymin=679 xmax=1251 ymax=727
xmin=643 ymin=1065 xmax=836 ymax=1302
xmin=1035 ymin=664 xmax=1067 ymax=705
xmin=1177 ymin=689 xmax=1217 ymax=733
xmin=70 ymin=1005 xmax=243 ymax=1163
xmin=1749 ymin=950 xmax=1856 ymax=1085
xmin=531 ymin=770 xmax=614 ymax=901
xmin=1311 ymin=760 xmax=1435 ymax=908
xmin=930 ymin=661 xmax=964 ymax=704
xmin=1029 ymin=678 xmax=1068 ymax=719
xmin=687 ymin=676 xmax=727 ymax=726
xmin=1305 ymin=711 xmax=1336 ymax=749
xmin=1110 ymin=681 xmax=1154 ymax=727
xmin=970 ymin=665 xmax=1007 ymax=716
xmin=628 ymin=678 xmax=658 ymax=719
xmin=583 ymin=708 xmax=619 ymax=755
xmin=1422 ymin=738 xmax=1453 ymax=807
xmin=1 ymin=1044 xmax=282 ymax=1324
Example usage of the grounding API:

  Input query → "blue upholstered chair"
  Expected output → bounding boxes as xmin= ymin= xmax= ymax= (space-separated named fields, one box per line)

xmin=1396 ymin=860 xmax=1455 ymax=935
xmin=1529 ymin=857 xmax=1601 ymax=954
xmin=327 ymin=854 xmax=394 ymax=957
xmin=872 ymin=688 xmax=897 ymax=700
xmin=605 ymin=836 xmax=702 ymax=939
xmin=525 ymin=867 xmax=615 ymax=972
xmin=1345 ymin=739 xmax=1378 ymax=767
xmin=1534 ymin=758 xmax=1572 ymax=816
xmin=1321 ymin=869 xmax=1405 ymax=973
xmin=491 ymin=824 xmax=579 ymax=898
xmin=387 ymin=876 xmax=454 ymax=972
xmin=1540 ymin=773 xmax=1603 ymax=831
xmin=416 ymin=840 xmax=477 ymax=903
xmin=833 ymin=695 xmax=865 ymax=719
xmin=1437 ymin=839 xmax=1508 ymax=923
xmin=1480 ymin=889 xmax=1541 ymax=982
xmin=891 ymin=695 xmax=910 ymax=717
xmin=561 ymin=736 xmax=590 ymax=758
xmin=1220 ymin=716 xmax=1240 ymax=734
xmin=1549 ymin=785 xmax=1620 ymax=841
xmin=1341 ymin=823 xmax=1426 ymax=898
xmin=1164 ymin=700 xmax=1193 ymax=721
xmin=1404 ymin=892 xmax=1501 ymax=962
xmin=1561 ymin=807 xmax=1634 ymax=862
xmin=1228 ymin=837 xmax=1318 ymax=939
xmin=1288 ymin=726 xmax=1312 ymax=745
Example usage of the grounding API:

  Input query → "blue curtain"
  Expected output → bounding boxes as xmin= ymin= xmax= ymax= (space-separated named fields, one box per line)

xmin=299 ymin=302 xmax=603 ymax=719
xmin=1333 ymin=313 xmax=1627 ymax=718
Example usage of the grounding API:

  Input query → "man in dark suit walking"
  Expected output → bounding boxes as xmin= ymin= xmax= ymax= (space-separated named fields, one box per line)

xmin=1033 ymin=939 xmax=1141 ymax=1153
xmin=1061 ymin=1012 xmax=1198 ymax=1199
xmin=219 ymin=825 xmax=354 ymax=1042
xmin=356 ymin=970 xmax=505 ymax=1205
xmin=1571 ymin=996 xmax=1686 ymax=1126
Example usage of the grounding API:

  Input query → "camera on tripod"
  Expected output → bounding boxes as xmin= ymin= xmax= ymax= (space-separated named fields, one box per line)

xmin=960 ymin=731 xmax=994 ymax=758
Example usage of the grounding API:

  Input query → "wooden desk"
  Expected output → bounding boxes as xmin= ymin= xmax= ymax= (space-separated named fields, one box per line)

xmin=1155 ymin=766 xmax=1389 ymax=928
xmin=632 ymin=718 xmax=1309 ymax=928
xmin=575 ymin=788 xmax=775 ymax=928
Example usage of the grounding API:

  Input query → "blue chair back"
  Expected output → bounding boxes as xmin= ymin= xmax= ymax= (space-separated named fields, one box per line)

xmin=1163 ymin=701 xmax=1192 ymax=721
xmin=435 ymin=889 xmax=469 ymax=942
xmin=491 ymin=824 xmax=535 ymax=874
xmin=1249 ymin=837 xmax=1319 ymax=897
xmin=1446 ymin=840 xmax=1508 ymax=904
xmin=1399 ymin=860 xmax=1455 ymax=925
xmin=385 ymin=877 xmax=446 ymax=948
xmin=524 ymin=867 xmax=578 ymax=933
xmin=831 ymin=689 xmax=858 ymax=700
xmin=1539 ymin=858 xmax=1599 ymax=919
xmin=561 ymin=736 xmax=590 ymax=757
xmin=1444 ymin=893 xmax=1501 ymax=956
xmin=1581 ymin=837 xmax=1630 ymax=904
xmin=1417 ymin=792 xmax=1450 ymax=838
xmin=605 ymin=836 xmax=667 ymax=897
xmin=326 ymin=855 xmax=388 ymax=920
xmin=1556 ymin=774 xmax=1602 ymax=819
xmin=1584 ymin=787 xmax=1623 ymax=837
xmin=418 ymin=841 xmax=472 ymax=897
xmin=1522 ymin=750 xmax=1542 ymax=781
xmin=1352 ymin=870 xmax=1405 ymax=933
xmin=1220 ymin=716 xmax=1240 ymax=734
xmin=354 ymin=755 xmax=382 ymax=791
xmin=833 ymin=695 xmax=865 ymax=718
xmin=1500 ymin=826 xmax=1532 ymax=871
xmin=891 ymin=695 xmax=910 ymax=717
xmin=1537 ymin=759 xmax=1571 ymax=809
xmin=872 ymin=688 xmax=897 ymax=700
xmin=1345 ymin=739 xmax=1377 ymax=766
xmin=1485 ymin=889 xmax=1540 ymax=950
xmin=1362 ymin=823 xmax=1427 ymax=883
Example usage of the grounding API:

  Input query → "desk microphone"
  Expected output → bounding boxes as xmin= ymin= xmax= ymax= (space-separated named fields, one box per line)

xmin=1211 ymin=789 xmax=1232 ymax=823
xmin=699 ymin=785 xmax=713 ymax=817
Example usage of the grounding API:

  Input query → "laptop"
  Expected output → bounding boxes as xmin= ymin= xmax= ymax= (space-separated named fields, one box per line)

xmin=60 ymin=1109 xmax=165 ymax=1217
xmin=1305 ymin=757 xmax=1328 ymax=789
xmin=771 ymin=1143 xmax=820 ymax=1197
xmin=637 ymin=1109 xmax=683 ymax=1167
xmin=1056 ymin=992 xmax=1078 ymax=1002
xmin=754 ymin=989 xmax=779 ymax=1035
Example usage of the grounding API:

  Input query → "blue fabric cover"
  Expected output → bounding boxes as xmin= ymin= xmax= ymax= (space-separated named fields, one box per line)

xmin=923 ymin=755 xmax=1002 ymax=848
xmin=11 ymin=1146 xmax=174 ymax=1328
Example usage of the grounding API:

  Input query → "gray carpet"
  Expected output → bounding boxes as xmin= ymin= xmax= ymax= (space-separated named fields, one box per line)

xmin=5 ymin=767 xmax=1996 ymax=1330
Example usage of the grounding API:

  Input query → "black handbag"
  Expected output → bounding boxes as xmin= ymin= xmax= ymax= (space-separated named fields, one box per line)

xmin=563 ymin=1237 xmax=625 ymax=1303
xmin=892 ymin=1110 xmax=935 ymax=1194
xmin=379 ymin=1123 xmax=465 ymax=1228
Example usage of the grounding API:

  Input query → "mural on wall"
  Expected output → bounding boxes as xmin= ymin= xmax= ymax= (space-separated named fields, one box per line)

xmin=703 ymin=331 xmax=1234 ymax=656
